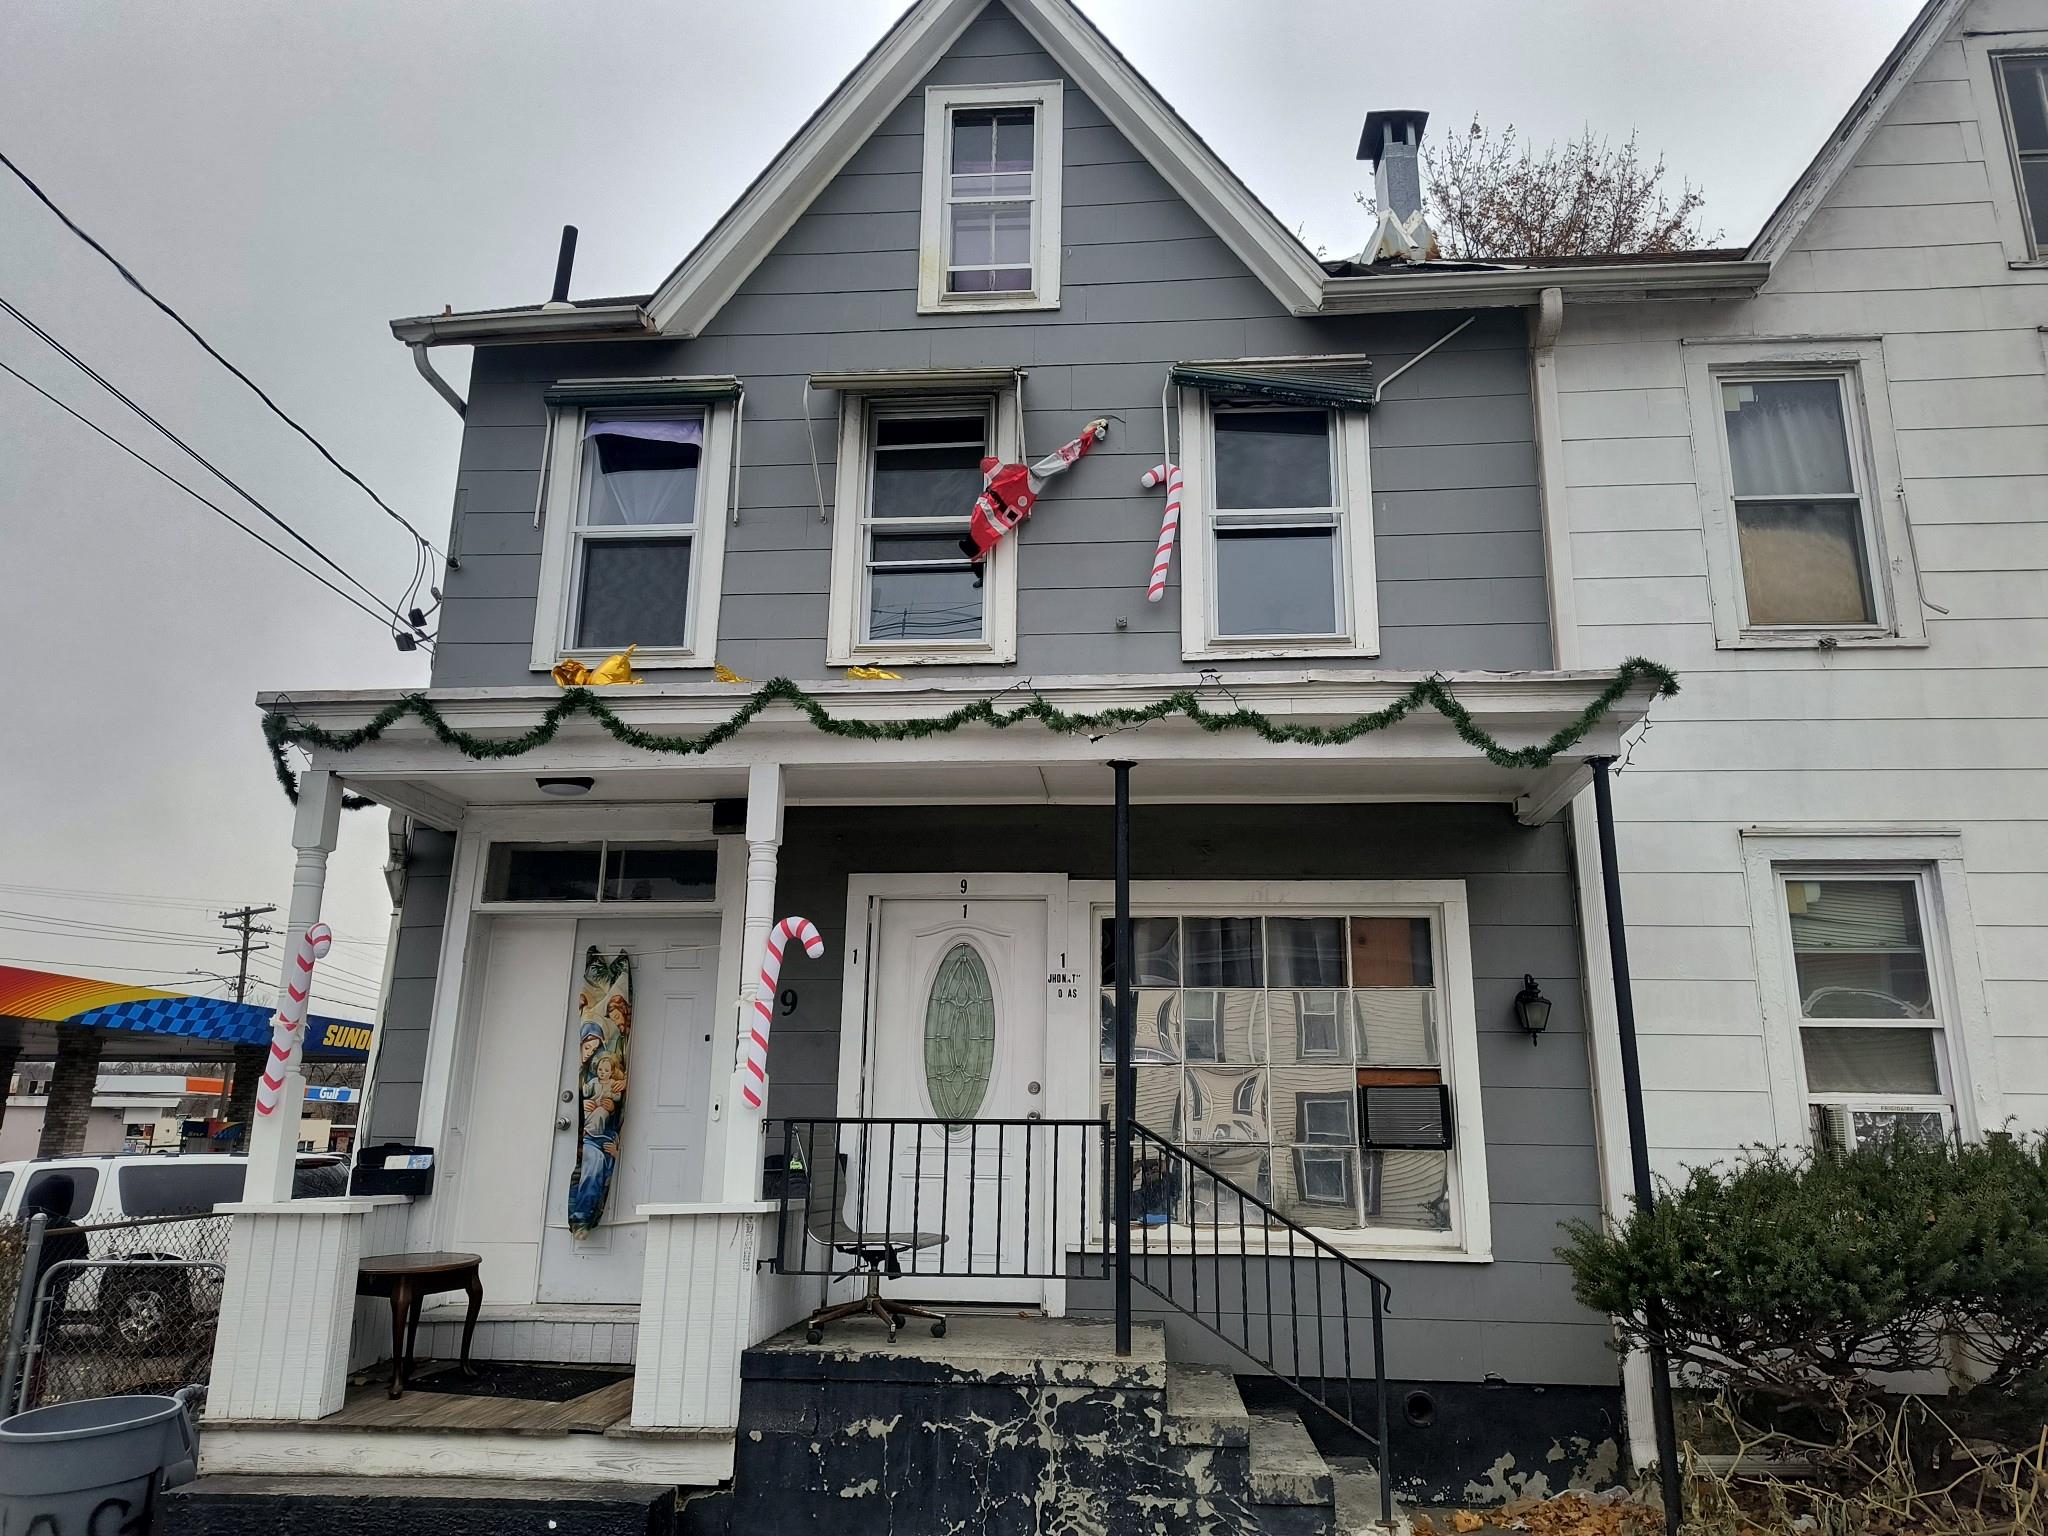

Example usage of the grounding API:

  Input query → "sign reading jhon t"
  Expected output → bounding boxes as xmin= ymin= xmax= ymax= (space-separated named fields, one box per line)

xmin=569 ymin=947 xmax=633 ymax=1236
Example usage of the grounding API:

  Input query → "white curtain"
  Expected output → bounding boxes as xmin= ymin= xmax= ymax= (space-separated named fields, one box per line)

xmin=1721 ymin=379 xmax=1853 ymax=497
xmin=583 ymin=417 xmax=702 ymax=526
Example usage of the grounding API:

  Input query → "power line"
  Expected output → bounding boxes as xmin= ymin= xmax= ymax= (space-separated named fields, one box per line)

xmin=0 ymin=354 xmax=413 ymax=638
xmin=218 ymin=905 xmax=276 ymax=1004
xmin=0 ymin=883 xmax=390 ymax=942
xmin=0 ymin=145 xmax=449 ymax=565
xmin=0 ymin=298 xmax=419 ymax=636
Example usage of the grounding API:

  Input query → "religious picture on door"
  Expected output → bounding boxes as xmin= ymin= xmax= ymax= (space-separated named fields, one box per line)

xmin=569 ymin=946 xmax=633 ymax=1236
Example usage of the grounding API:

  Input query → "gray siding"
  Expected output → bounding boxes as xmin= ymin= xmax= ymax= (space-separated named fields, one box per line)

xmin=365 ymin=827 xmax=453 ymax=1143
xmin=766 ymin=802 xmax=1613 ymax=1388
xmin=431 ymin=3 xmax=1546 ymax=688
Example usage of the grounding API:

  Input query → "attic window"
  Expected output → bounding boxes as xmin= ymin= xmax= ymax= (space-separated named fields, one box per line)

xmin=1994 ymin=54 xmax=2048 ymax=254
xmin=919 ymin=82 xmax=1063 ymax=312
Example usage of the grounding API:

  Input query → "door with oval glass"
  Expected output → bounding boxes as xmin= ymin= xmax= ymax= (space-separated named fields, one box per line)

xmin=859 ymin=890 xmax=1050 ymax=1304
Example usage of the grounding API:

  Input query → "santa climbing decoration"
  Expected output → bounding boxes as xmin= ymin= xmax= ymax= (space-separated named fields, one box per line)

xmin=958 ymin=418 xmax=1110 ymax=566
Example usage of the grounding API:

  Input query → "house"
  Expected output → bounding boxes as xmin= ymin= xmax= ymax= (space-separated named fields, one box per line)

xmin=178 ymin=0 xmax=2044 ymax=1529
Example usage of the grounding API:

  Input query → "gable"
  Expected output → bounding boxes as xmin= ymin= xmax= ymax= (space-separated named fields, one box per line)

xmin=1748 ymin=0 xmax=1968 ymax=262
xmin=696 ymin=6 xmax=1291 ymax=346
xmin=643 ymin=0 xmax=1325 ymax=337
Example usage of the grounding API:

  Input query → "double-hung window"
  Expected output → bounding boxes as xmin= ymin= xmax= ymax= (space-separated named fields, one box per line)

xmin=1742 ymin=831 xmax=2001 ymax=1154
xmin=1683 ymin=341 xmax=1921 ymax=648
xmin=827 ymin=389 xmax=1020 ymax=665
xmin=1779 ymin=874 xmax=1956 ymax=1151
xmin=1091 ymin=884 xmax=1487 ymax=1257
xmin=531 ymin=391 xmax=737 ymax=672
xmin=1994 ymin=54 xmax=2048 ymax=256
xmin=918 ymin=82 xmax=1062 ymax=311
xmin=1178 ymin=391 xmax=1377 ymax=660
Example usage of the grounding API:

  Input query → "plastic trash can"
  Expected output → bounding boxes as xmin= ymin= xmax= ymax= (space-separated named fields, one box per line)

xmin=0 ymin=1388 xmax=200 ymax=1535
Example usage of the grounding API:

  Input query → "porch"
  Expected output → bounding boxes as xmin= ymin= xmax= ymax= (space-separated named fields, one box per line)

xmin=201 ymin=667 xmax=1666 ymax=1512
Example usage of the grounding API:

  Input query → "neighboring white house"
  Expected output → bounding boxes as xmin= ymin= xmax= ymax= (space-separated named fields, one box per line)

xmin=1551 ymin=0 xmax=2048 ymax=1190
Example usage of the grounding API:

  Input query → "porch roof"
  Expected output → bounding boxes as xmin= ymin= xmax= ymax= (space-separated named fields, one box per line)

xmin=256 ymin=667 xmax=1668 ymax=829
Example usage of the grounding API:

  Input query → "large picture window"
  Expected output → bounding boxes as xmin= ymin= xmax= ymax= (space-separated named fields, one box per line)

xmin=1092 ymin=896 xmax=1484 ymax=1253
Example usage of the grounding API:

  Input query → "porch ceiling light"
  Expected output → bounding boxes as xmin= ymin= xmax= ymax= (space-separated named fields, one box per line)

xmin=536 ymin=776 xmax=594 ymax=798
xmin=1514 ymin=974 xmax=1551 ymax=1046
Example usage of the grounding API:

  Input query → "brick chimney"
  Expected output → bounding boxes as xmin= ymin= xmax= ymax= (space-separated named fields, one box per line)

xmin=1359 ymin=109 xmax=1438 ymax=263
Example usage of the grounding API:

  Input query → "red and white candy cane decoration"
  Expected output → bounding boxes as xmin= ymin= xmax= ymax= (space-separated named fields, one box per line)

xmin=1142 ymin=463 xmax=1183 ymax=601
xmin=741 ymin=917 xmax=825 ymax=1110
xmin=254 ymin=923 xmax=334 ymax=1117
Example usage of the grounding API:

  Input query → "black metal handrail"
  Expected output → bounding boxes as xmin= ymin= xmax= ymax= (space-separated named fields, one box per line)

xmin=768 ymin=1116 xmax=1109 ymax=1281
xmin=1126 ymin=1121 xmax=1393 ymax=1517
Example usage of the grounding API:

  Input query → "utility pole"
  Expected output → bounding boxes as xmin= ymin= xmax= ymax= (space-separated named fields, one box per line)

xmin=218 ymin=905 xmax=277 ymax=1003
xmin=219 ymin=905 xmax=277 ymax=1133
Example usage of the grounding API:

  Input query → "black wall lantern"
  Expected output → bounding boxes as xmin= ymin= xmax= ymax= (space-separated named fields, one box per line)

xmin=1514 ymin=974 xmax=1551 ymax=1045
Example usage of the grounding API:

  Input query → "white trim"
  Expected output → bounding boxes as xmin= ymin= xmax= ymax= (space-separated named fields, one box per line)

xmin=825 ymin=388 xmax=1021 ymax=667
xmin=1176 ymin=390 xmax=1379 ymax=661
xmin=835 ymin=872 xmax=1080 ymax=1314
xmin=1746 ymin=0 xmax=1967 ymax=264
xmin=1066 ymin=879 xmax=1492 ymax=1263
xmin=1680 ymin=338 xmax=1926 ymax=650
xmin=917 ymin=80 xmax=1063 ymax=313
xmin=1738 ymin=828 xmax=2004 ymax=1149
xmin=530 ymin=399 xmax=736 ymax=674
xmin=1965 ymin=31 xmax=2048 ymax=265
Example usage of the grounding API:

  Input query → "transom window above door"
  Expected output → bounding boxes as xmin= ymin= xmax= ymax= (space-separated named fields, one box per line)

xmin=531 ymin=390 xmax=738 ymax=673
xmin=1175 ymin=392 xmax=1378 ymax=661
xmin=1096 ymin=904 xmax=1478 ymax=1251
xmin=918 ymin=82 xmax=1063 ymax=312
xmin=827 ymin=389 xmax=1021 ymax=666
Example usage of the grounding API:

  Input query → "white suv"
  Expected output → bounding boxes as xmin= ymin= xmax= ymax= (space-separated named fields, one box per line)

xmin=0 ymin=1153 xmax=345 ymax=1346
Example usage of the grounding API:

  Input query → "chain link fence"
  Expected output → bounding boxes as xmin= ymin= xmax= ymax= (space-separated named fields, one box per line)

xmin=3 ymin=1212 xmax=232 ymax=1413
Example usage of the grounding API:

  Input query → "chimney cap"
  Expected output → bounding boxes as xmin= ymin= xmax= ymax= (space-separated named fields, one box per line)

xmin=1358 ymin=109 xmax=1429 ymax=164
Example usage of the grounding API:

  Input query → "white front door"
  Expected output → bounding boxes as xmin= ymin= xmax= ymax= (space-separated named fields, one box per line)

xmin=538 ymin=916 xmax=718 ymax=1303
xmin=858 ymin=889 xmax=1051 ymax=1304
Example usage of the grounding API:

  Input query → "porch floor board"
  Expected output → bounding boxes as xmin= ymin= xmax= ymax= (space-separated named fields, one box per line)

xmin=327 ymin=1369 xmax=635 ymax=1435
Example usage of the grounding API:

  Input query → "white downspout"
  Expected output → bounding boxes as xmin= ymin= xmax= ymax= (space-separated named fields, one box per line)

xmin=411 ymin=342 xmax=468 ymax=419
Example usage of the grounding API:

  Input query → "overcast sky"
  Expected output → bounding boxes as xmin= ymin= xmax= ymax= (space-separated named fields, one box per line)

xmin=0 ymin=0 xmax=1923 ymax=1018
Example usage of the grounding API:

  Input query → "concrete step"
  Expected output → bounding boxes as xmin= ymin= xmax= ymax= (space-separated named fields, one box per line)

xmin=158 ymin=1475 xmax=677 ymax=1536
xmin=1247 ymin=1406 xmax=1339 ymax=1536
xmin=1165 ymin=1361 xmax=1253 ymax=1449
xmin=1328 ymin=1456 xmax=1406 ymax=1535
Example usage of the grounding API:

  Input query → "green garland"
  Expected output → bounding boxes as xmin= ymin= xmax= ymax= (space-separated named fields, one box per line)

xmin=262 ymin=657 xmax=1678 ymax=806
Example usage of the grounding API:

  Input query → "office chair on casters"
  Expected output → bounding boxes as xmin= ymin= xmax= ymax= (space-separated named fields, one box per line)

xmin=796 ymin=1139 xmax=947 ymax=1344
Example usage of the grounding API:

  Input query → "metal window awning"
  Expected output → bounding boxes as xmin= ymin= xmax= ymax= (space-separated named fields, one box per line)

xmin=1169 ymin=356 xmax=1376 ymax=409
xmin=543 ymin=375 xmax=743 ymax=407
xmin=807 ymin=367 xmax=1022 ymax=394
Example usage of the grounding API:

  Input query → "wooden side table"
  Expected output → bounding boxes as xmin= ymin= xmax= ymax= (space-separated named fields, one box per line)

xmin=355 ymin=1250 xmax=483 ymax=1398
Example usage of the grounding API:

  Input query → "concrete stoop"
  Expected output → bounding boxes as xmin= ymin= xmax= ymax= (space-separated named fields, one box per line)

xmin=159 ymin=1475 xmax=678 ymax=1536
xmin=728 ymin=1313 xmax=1397 ymax=1535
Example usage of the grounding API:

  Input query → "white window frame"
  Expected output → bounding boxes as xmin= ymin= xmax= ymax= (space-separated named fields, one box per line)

xmin=1068 ymin=879 xmax=1490 ymax=1262
xmin=530 ymin=399 xmax=736 ymax=673
xmin=917 ymin=81 xmax=1063 ymax=313
xmin=1176 ymin=389 xmax=1379 ymax=661
xmin=1963 ymin=32 xmax=2048 ymax=267
xmin=1681 ymin=339 xmax=1925 ymax=650
xmin=1739 ymin=828 xmax=2003 ymax=1150
xmin=826 ymin=388 xmax=1020 ymax=666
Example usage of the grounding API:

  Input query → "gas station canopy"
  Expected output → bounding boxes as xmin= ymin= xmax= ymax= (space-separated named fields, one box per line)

xmin=0 ymin=966 xmax=375 ymax=1062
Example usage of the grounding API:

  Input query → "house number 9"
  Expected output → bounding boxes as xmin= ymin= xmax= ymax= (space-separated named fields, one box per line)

xmin=779 ymin=988 xmax=798 ymax=1014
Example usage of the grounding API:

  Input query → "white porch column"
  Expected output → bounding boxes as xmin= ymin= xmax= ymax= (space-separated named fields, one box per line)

xmin=246 ymin=767 xmax=345 ymax=1204
xmin=713 ymin=762 xmax=784 ymax=1203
